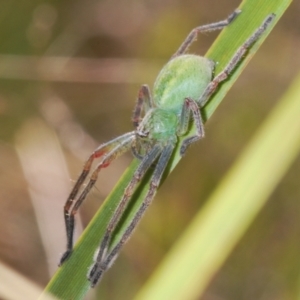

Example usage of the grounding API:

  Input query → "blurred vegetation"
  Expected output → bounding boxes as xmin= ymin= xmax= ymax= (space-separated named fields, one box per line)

xmin=0 ymin=0 xmax=300 ymax=300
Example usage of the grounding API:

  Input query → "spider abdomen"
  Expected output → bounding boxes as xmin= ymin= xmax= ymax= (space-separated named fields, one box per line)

xmin=153 ymin=54 xmax=213 ymax=113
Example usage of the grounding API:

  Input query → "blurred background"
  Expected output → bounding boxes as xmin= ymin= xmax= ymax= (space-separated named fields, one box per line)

xmin=0 ymin=0 xmax=300 ymax=299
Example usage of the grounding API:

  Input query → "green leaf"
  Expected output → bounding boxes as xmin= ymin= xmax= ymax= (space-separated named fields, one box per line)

xmin=43 ymin=0 xmax=292 ymax=299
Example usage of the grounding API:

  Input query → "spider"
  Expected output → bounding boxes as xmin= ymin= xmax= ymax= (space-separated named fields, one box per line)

xmin=59 ymin=10 xmax=275 ymax=287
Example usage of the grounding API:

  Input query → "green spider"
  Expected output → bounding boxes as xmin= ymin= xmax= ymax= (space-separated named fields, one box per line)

xmin=59 ymin=10 xmax=275 ymax=287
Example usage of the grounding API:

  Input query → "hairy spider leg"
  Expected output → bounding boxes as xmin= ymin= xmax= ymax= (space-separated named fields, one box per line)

xmin=177 ymin=97 xmax=205 ymax=156
xmin=60 ymin=132 xmax=135 ymax=265
xmin=88 ymin=142 xmax=175 ymax=287
xmin=197 ymin=14 xmax=276 ymax=108
xmin=172 ymin=9 xmax=241 ymax=58
xmin=89 ymin=143 xmax=163 ymax=274
xmin=132 ymin=84 xmax=154 ymax=129
xmin=131 ymin=85 xmax=154 ymax=160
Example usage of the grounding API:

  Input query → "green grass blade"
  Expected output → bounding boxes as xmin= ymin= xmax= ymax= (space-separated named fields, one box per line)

xmin=134 ymin=59 xmax=300 ymax=300
xmin=43 ymin=0 xmax=291 ymax=299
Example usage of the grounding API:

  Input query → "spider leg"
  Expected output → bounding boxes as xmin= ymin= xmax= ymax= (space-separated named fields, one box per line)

xmin=197 ymin=14 xmax=275 ymax=108
xmin=132 ymin=84 xmax=153 ymax=129
xmin=131 ymin=85 xmax=154 ymax=160
xmin=172 ymin=10 xmax=241 ymax=58
xmin=60 ymin=131 xmax=135 ymax=265
xmin=177 ymin=97 xmax=205 ymax=155
xmin=88 ymin=142 xmax=175 ymax=287
xmin=87 ymin=143 xmax=162 ymax=274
